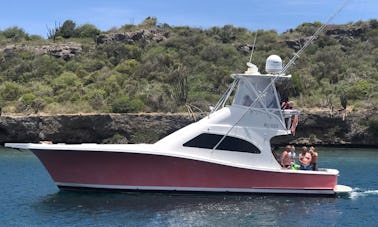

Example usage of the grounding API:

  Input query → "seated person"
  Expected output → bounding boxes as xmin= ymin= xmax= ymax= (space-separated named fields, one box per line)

xmin=281 ymin=97 xmax=292 ymax=109
xmin=298 ymin=146 xmax=312 ymax=170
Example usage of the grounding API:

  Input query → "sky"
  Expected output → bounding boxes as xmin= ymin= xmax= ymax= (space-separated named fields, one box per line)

xmin=0 ymin=0 xmax=377 ymax=37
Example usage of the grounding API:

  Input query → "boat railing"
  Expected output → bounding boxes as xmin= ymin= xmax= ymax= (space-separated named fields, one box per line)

xmin=230 ymin=105 xmax=288 ymax=130
xmin=209 ymin=78 xmax=240 ymax=115
xmin=282 ymin=109 xmax=300 ymax=133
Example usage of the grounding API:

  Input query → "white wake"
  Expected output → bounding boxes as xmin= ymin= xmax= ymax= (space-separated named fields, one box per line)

xmin=349 ymin=188 xmax=378 ymax=199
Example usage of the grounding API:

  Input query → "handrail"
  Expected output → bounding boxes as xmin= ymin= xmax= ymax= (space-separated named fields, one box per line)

xmin=209 ymin=78 xmax=239 ymax=115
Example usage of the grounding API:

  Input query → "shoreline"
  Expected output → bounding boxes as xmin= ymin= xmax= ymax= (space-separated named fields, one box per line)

xmin=0 ymin=112 xmax=377 ymax=147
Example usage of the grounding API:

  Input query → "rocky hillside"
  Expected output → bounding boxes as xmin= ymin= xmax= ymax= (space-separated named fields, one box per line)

xmin=0 ymin=24 xmax=371 ymax=62
xmin=0 ymin=111 xmax=376 ymax=147
xmin=1 ymin=19 xmax=377 ymax=117
xmin=0 ymin=19 xmax=377 ymax=146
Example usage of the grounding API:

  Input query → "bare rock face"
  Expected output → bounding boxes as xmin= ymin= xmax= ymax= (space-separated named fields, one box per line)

xmin=0 ymin=112 xmax=376 ymax=147
xmin=285 ymin=112 xmax=350 ymax=145
xmin=271 ymin=111 xmax=377 ymax=146
xmin=0 ymin=116 xmax=40 ymax=142
xmin=325 ymin=25 xmax=368 ymax=39
xmin=284 ymin=25 xmax=369 ymax=51
xmin=0 ymin=42 xmax=82 ymax=61
xmin=0 ymin=113 xmax=194 ymax=144
xmin=96 ymin=28 xmax=169 ymax=45
xmin=285 ymin=37 xmax=311 ymax=51
xmin=0 ymin=28 xmax=169 ymax=60
xmin=237 ymin=44 xmax=254 ymax=54
xmin=47 ymin=43 xmax=82 ymax=60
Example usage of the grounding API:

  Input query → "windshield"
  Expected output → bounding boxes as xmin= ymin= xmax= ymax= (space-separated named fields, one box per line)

xmin=233 ymin=76 xmax=280 ymax=109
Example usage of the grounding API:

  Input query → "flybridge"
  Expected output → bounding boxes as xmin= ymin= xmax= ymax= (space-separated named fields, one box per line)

xmin=210 ymin=54 xmax=291 ymax=115
xmin=207 ymin=0 xmax=351 ymax=140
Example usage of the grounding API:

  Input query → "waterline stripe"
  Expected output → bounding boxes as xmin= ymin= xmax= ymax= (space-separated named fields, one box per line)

xmin=56 ymin=182 xmax=335 ymax=194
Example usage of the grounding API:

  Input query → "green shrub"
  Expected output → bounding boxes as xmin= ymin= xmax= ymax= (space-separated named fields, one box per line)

xmin=111 ymin=95 xmax=131 ymax=113
xmin=129 ymin=98 xmax=144 ymax=112
xmin=2 ymin=26 xmax=28 ymax=41
xmin=115 ymin=59 xmax=139 ymax=75
xmin=85 ymin=89 xmax=106 ymax=110
xmin=57 ymin=20 xmax=76 ymax=38
xmin=83 ymin=59 xmax=105 ymax=72
xmin=32 ymin=55 xmax=64 ymax=79
xmin=53 ymin=72 xmax=80 ymax=90
xmin=74 ymin=24 xmax=100 ymax=38
xmin=31 ymin=98 xmax=46 ymax=113
xmin=21 ymin=93 xmax=36 ymax=105
xmin=104 ymin=75 xmax=121 ymax=96
xmin=96 ymin=43 xmax=142 ymax=65
xmin=28 ymin=35 xmax=44 ymax=41
xmin=111 ymin=95 xmax=144 ymax=113
xmin=309 ymin=134 xmax=317 ymax=143
xmin=0 ymin=82 xmax=21 ymax=101
xmin=139 ymin=17 xmax=157 ymax=29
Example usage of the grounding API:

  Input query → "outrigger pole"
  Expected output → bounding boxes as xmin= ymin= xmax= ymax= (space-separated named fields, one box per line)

xmin=212 ymin=0 xmax=350 ymax=151
xmin=281 ymin=0 xmax=350 ymax=74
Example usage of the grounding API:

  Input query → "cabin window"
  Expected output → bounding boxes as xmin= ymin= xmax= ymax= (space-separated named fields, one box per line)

xmin=183 ymin=133 xmax=261 ymax=154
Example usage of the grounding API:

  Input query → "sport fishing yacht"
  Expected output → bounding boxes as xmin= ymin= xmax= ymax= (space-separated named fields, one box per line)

xmin=5 ymin=55 xmax=352 ymax=195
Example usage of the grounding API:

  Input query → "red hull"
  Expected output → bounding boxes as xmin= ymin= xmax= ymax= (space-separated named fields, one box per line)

xmin=32 ymin=150 xmax=338 ymax=193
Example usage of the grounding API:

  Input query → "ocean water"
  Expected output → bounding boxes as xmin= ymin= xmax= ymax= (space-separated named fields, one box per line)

xmin=1 ymin=147 xmax=378 ymax=226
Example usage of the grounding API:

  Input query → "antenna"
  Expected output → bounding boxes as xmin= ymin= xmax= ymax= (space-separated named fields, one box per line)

xmin=245 ymin=31 xmax=260 ymax=74
xmin=248 ymin=32 xmax=258 ymax=64
xmin=280 ymin=0 xmax=350 ymax=74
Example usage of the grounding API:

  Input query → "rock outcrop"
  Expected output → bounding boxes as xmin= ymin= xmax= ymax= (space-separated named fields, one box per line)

xmin=0 ymin=28 xmax=168 ymax=61
xmin=0 ymin=112 xmax=376 ymax=147
xmin=0 ymin=42 xmax=82 ymax=61
xmin=325 ymin=25 xmax=368 ymax=39
xmin=96 ymin=28 xmax=169 ymax=45
xmin=0 ymin=113 xmax=194 ymax=144
xmin=285 ymin=37 xmax=311 ymax=51
xmin=46 ymin=43 xmax=82 ymax=60
xmin=284 ymin=24 xmax=370 ymax=51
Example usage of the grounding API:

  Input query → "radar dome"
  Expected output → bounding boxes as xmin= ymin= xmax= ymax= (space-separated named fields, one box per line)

xmin=265 ymin=55 xmax=282 ymax=74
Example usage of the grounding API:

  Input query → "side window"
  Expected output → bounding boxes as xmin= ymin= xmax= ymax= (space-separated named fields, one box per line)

xmin=183 ymin=133 xmax=260 ymax=154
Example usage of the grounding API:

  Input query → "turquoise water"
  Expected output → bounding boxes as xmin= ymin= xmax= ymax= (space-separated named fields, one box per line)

xmin=1 ymin=147 xmax=378 ymax=226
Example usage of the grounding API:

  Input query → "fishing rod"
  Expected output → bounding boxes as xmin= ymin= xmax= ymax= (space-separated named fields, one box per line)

xmin=281 ymin=0 xmax=350 ymax=74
